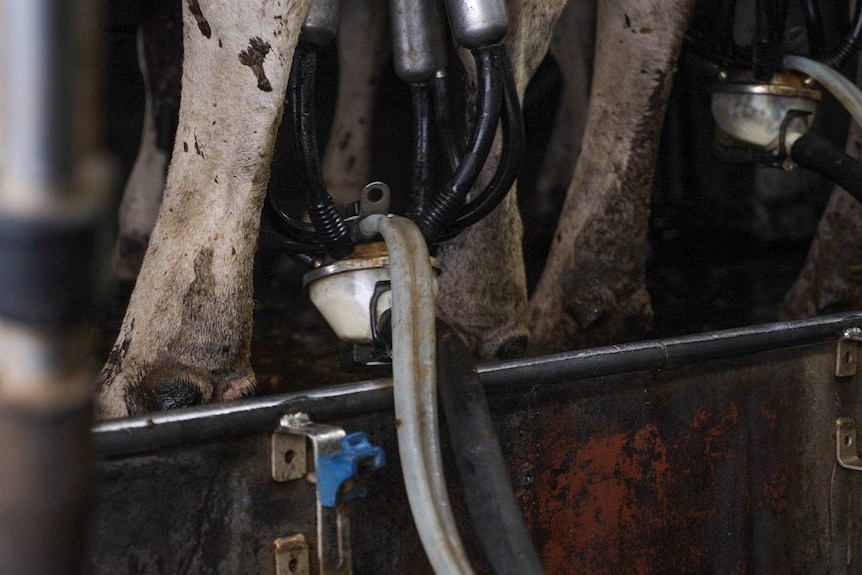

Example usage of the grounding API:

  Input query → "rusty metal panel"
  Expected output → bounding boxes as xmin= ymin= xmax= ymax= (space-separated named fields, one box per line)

xmin=86 ymin=318 xmax=862 ymax=574
xmin=495 ymin=345 xmax=862 ymax=574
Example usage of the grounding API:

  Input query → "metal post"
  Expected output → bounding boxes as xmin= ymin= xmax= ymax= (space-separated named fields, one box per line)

xmin=0 ymin=1 xmax=111 ymax=573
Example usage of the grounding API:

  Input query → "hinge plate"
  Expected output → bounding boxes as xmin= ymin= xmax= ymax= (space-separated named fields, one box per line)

xmin=836 ymin=328 xmax=862 ymax=377
xmin=275 ymin=534 xmax=310 ymax=575
xmin=836 ymin=418 xmax=862 ymax=471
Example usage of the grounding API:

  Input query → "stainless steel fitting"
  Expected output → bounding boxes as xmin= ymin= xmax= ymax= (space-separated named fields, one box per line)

xmin=442 ymin=0 xmax=508 ymax=49
xmin=301 ymin=0 xmax=341 ymax=47
xmin=390 ymin=0 xmax=447 ymax=83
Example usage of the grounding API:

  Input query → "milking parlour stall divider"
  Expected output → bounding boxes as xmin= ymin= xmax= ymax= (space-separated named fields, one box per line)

xmin=90 ymin=312 xmax=862 ymax=574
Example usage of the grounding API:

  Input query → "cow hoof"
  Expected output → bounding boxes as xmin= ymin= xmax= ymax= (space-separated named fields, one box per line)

xmin=152 ymin=379 xmax=203 ymax=410
xmin=493 ymin=334 xmax=528 ymax=360
xmin=147 ymin=375 xmax=255 ymax=411
xmin=133 ymin=370 xmax=212 ymax=413
xmin=481 ymin=326 xmax=529 ymax=361
xmin=123 ymin=368 xmax=256 ymax=415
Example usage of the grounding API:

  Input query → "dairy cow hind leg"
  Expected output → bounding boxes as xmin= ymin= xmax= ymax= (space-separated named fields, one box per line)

xmin=528 ymin=0 xmax=696 ymax=355
xmin=96 ymin=0 xmax=311 ymax=418
xmin=436 ymin=0 xmax=568 ymax=361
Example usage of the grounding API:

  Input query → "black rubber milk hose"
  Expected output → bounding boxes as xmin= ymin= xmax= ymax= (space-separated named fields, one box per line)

xmin=286 ymin=42 xmax=354 ymax=259
xmin=435 ymin=319 xmax=545 ymax=575
xmin=417 ymin=45 xmax=504 ymax=244
xmin=790 ymin=132 xmax=862 ymax=201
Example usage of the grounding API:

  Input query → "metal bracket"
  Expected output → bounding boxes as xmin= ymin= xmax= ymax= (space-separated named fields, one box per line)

xmin=836 ymin=328 xmax=862 ymax=377
xmin=359 ymin=182 xmax=390 ymax=218
xmin=271 ymin=413 xmax=384 ymax=575
xmin=836 ymin=418 xmax=862 ymax=471
xmin=275 ymin=534 xmax=310 ymax=575
xmin=354 ymin=182 xmax=391 ymax=242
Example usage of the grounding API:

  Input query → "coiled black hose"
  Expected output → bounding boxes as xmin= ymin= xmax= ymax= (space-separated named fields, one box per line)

xmin=435 ymin=318 xmax=544 ymax=575
xmin=417 ymin=45 xmax=504 ymax=244
xmin=823 ymin=0 xmax=862 ymax=70
xmin=437 ymin=51 xmax=524 ymax=241
xmin=791 ymin=132 xmax=862 ymax=200
xmin=408 ymin=83 xmax=435 ymax=218
xmin=286 ymin=42 xmax=353 ymax=260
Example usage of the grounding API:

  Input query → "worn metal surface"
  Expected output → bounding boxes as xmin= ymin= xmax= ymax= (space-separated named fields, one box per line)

xmin=497 ymin=345 xmax=862 ymax=574
xmin=87 ymin=314 xmax=862 ymax=574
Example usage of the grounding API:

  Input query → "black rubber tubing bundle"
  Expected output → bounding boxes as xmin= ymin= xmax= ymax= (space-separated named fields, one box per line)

xmin=417 ymin=45 xmax=504 ymax=244
xmin=269 ymin=44 xmax=325 ymax=246
xmin=437 ymin=48 xmax=524 ymax=241
xmin=277 ymin=42 xmax=353 ymax=260
xmin=790 ymin=131 xmax=862 ymax=200
xmin=435 ymin=318 xmax=545 ymax=575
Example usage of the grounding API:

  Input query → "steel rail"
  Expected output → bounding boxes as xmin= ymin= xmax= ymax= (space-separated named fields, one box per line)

xmin=94 ymin=311 xmax=862 ymax=457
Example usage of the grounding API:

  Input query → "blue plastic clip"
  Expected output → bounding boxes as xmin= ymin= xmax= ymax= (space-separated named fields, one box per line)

xmin=316 ymin=432 xmax=385 ymax=508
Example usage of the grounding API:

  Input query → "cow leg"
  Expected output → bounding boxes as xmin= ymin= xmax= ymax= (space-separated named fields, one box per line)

xmin=780 ymin=61 xmax=862 ymax=318
xmin=528 ymin=0 xmax=696 ymax=355
xmin=322 ymin=0 xmax=389 ymax=208
xmin=436 ymin=0 xmax=567 ymax=360
xmin=533 ymin=0 xmax=597 ymax=221
xmin=96 ymin=0 xmax=310 ymax=418
xmin=115 ymin=0 xmax=183 ymax=281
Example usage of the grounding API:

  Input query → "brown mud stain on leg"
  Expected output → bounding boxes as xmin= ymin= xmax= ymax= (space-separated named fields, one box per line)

xmin=238 ymin=37 xmax=273 ymax=92
xmin=182 ymin=248 xmax=216 ymax=327
xmin=100 ymin=319 xmax=134 ymax=388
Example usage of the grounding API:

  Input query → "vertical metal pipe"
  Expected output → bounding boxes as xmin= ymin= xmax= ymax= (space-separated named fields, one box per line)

xmin=1 ymin=0 xmax=76 ymax=211
xmin=0 ymin=1 xmax=110 ymax=574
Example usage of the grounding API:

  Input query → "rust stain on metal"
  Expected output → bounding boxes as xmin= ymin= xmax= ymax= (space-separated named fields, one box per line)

xmin=760 ymin=406 xmax=779 ymax=429
xmin=535 ymin=415 xmax=673 ymax=574
xmin=695 ymin=402 xmax=740 ymax=469
xmin=763 ymin=471 xmax=788 ymax=512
